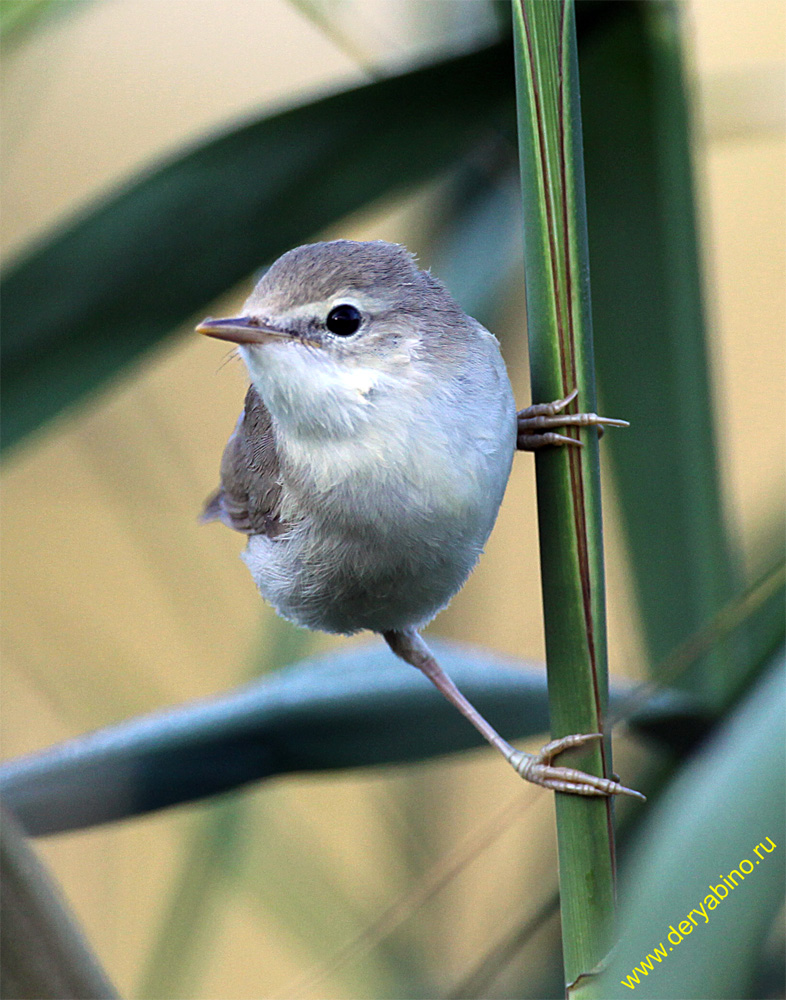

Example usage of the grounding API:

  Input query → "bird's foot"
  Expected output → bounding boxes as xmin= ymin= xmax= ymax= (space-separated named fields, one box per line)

xmin=505 ymin=733 xmax=645 ymax=800
xmin=517 ymin=388 xmax=629 ymax=450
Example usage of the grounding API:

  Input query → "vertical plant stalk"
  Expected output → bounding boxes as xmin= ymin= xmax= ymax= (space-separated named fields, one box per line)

xmin=511 ymin=0 xmax=616 ymax=989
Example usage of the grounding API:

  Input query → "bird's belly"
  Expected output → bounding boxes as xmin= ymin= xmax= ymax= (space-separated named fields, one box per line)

xmin=242 ymin=410 xmax=515 ymax=634
xmin=242 ymin=508 xmax=483 ymax=634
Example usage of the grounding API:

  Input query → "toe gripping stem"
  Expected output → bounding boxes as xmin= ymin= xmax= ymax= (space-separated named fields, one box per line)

xmin=517 ymin=388 xmax=629 ymax=451
xmin=505 ymin=733 xmax=646 ymax=800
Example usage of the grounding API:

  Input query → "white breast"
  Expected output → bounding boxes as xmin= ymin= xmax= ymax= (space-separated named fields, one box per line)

xmin=240 ymin=331 xmax=516 ymax=634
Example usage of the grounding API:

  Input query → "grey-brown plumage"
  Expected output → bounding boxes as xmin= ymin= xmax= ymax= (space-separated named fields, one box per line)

xmin=197 ymin=239 xmax=641 ymax=800
xmin=201 ymin=385 xmax=285 ymax=537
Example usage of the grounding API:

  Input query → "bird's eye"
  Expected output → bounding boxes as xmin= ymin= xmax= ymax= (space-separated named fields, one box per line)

xmin=326 ymin=304 xmax=362 ymax=336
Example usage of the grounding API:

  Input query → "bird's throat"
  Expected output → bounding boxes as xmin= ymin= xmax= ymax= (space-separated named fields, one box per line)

xmin=241 ymin=341 xmax=386 ymax=442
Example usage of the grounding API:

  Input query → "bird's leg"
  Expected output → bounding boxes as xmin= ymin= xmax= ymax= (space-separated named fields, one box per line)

xmin=517 ymin=388 xmax=629 ymax=450
xmin=383 ymin=628 xmax=644 ymax=799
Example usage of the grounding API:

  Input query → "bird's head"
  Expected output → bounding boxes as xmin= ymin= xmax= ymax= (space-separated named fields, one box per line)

xmin=197 ymin=240 xmax=475 ymax=437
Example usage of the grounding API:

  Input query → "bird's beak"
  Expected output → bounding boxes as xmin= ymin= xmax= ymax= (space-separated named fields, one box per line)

xmin=196 ymin=316 xmax=296 ymax=346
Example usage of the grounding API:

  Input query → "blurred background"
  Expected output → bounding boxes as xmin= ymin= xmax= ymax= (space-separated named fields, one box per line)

xmin=1 ymin=1 xmax=783 ymax=997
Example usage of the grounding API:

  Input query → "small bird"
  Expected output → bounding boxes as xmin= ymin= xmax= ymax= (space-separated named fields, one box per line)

xmin=198 ymin=239 xmax=639 ymax=798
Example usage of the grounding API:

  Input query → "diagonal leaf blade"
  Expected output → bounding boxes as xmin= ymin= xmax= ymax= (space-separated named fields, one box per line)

xmin=0 ymin=641 xmax=702 ymax=837
xmin=1 ymin=41 xmax=512 ymax=453
xmin=599 ymin=654 xmax=785 ymax=999
xmin=0 ymin=804 xmax=119 ymax=998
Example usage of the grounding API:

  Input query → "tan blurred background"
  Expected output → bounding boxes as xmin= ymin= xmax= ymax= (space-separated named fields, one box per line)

xmin=1 ymin=2 xmax=784 ymax=997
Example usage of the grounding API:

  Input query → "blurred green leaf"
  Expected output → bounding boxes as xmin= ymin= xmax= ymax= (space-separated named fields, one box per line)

xmin=0 ymin=803 xmax=119 ymax=999
xmin=136 ymin=800 xmax=245 ymax=1000
xmin=722 ymin=554 xmax=785 ymax=699
xmin=0 ymin=641 xmax=702 ymax=836
xmin=1 ymin=41 xmax=512 ymax=453
xmin=136 ymin=615 xmax=328 ymax=1000
xmin=599 ymin=653 xmax=785 ymax=999
xmin=579 ymin=1 xmax=740 ymax=703
xmin=0 ymin=0 xmax=59 ymax=45
xmin=613 ymin=559 xmax=785 ymax=751
xmin=425 ymin=153 xmax=522 ymax=329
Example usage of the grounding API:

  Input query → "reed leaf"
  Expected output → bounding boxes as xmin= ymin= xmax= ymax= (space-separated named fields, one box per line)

xmin=599 ymin=654 xmax=785 ymax=999
xmin=0 ymin=803 xmax=119 ymax=999
xmin=0 ymin=643 xmax=700 ymax=837
xmin=0 ymin=42 xmax=512 ymax=453
xmin=579 ymin=1 xmax=740 ymax=705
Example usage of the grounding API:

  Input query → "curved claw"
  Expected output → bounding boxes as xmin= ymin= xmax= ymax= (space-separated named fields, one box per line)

xmin=517 ymin=431 xmax=583 ymax=450
xmin=534 ymin=732 xmax=603 ymax=762
xmin=516 ymin=388 xmax=629 ymax=452
xmin=505 ymin=734 xmax=646 ymax=801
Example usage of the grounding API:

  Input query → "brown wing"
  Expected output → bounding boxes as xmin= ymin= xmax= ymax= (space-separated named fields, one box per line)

xmin=201 ymin=385 xmax=285 ymax=536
